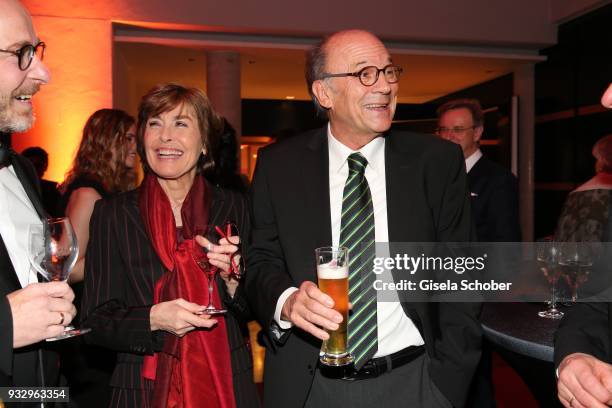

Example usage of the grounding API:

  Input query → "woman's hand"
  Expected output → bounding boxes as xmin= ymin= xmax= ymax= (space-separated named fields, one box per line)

xmin=195 ymin=235 xmax=241 ymax=297
xmin=150 ymin=298 xmax=217 ymax=337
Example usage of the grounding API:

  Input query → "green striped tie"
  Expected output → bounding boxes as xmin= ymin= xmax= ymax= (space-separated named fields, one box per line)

xmin=341 ymin=152 xmax=377 ymax=370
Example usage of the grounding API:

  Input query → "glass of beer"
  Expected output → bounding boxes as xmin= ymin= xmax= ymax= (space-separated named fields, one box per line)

xmin=316 ymin=246 xmax=353 ymax=366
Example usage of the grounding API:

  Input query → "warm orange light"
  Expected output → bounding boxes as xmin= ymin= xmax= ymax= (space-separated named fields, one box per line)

xmin=13 ymin=16 xmax=113 ymax=183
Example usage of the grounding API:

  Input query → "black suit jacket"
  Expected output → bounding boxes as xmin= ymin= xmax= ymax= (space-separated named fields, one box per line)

xmin=0 ymin=152 xmax=60 ymax=391
xmin=467 ymin=155 xmax=521 ymax=242
xmin=246 ymin=127 xmax=482 ymax=408
xmin=81 ymin=185 xmax=259 ymax=407
xmin=554 ymin=214 xmax=612 ymax=368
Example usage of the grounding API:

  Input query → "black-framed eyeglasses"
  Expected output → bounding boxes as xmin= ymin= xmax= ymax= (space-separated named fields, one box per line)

xmin=0 ymin=42 xmax=45 ymax=71
xmin=435 ymin=126 xmax=477 ymax=135
xmin=319 ymin=64 xmax=403 ymax=87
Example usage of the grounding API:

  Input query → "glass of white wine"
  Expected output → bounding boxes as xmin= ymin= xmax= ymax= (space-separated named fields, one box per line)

xmin=28 ymin=217 xmax=91 ymax=341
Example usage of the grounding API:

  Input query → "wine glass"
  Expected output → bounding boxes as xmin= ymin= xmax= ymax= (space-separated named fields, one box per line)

xmin=28 ymin=218 xmax=91 ymax=340
xmin=558 ymin=242 xmax=593 ymax=303
xmin=192 ymin=228 xmax=227 ymax=315
xmin=536 ymin=237 xmax=563 ymax=319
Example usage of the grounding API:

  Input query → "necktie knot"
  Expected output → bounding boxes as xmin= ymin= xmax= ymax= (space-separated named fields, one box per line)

xmin=347 ymin=152 xmax=368 ymax=175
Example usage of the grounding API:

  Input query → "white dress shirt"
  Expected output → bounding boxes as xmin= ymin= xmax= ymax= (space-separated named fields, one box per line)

xmin=274 ymin=124 xmax=424 ymax=357
xmin=465 ymin=149 xmax=483 ymax=173
xmin=0 ymin=165 xmax=41 ymax=287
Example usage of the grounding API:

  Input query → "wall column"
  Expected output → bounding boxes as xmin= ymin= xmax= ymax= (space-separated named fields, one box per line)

xmin=206 ymin=51 xmax=241 ymax=138
xmin=514 ymin=64 xmax=535 ymax=241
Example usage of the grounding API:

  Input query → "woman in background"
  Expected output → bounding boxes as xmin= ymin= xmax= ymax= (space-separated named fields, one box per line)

xmin=60 ymin=108 xmax=138 ymax=283
xmin=555 ymin=134 xmax=612 ymax=242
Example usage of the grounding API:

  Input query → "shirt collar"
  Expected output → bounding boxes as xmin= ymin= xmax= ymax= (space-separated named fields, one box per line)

xmin=465 ymin=148 xmax=483 ymax=173
xmin=327 ymin=123 xmax=385 ymax=175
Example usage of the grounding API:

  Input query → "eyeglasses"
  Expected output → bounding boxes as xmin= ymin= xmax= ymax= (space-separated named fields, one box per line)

xmin=0 ymin=42 xmax=46 ymax=71
xmin=320 ymin=64 xmax=403 ymax=87
xmin=435 ymin=126 xmax=477 ymax=135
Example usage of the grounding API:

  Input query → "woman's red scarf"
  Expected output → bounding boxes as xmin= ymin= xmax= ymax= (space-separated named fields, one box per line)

xmin=139 ymin=173 xmax=236 ymax=408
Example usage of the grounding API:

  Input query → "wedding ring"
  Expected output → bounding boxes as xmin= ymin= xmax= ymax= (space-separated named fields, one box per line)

xmin=207 ymin=243 xmax=213 ymax=252
xmin=58 ymin=312 xmax=65 ymax=325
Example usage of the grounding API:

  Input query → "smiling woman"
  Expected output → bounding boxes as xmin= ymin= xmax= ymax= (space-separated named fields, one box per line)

xmin=81 ymin=83 xmax=259 ymax=408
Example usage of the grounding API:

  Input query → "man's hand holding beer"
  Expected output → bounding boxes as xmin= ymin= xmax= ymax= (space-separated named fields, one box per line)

xmin=281 ymin=281 xmax=344 ymax=340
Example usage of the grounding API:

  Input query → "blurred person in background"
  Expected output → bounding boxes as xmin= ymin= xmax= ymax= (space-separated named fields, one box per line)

xmin=555 ymin=83 xmax=612 ymax=408
xmin=204 ymin=117 xmax=248 ymax=193
xmin=60 ymin=108 xmax=138 ymax=284
xmin=555 ymin=134 xmax=612 ymax=242
xmin=21 ymin=146 xmax=61 ymax=216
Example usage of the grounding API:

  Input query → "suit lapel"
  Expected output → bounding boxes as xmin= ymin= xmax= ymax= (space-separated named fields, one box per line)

xmin=10 ymin=153 xmax=46 ymax=219
xmin=0 ymin=235 xmax=22 ymax=293
xmin=301 ymin=128 xmax=332 ymax=261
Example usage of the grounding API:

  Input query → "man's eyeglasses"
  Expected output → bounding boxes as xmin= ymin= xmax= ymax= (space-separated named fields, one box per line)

xmin=435 ymin=126 xmax=477 ymax=135
xmin=0 ymin=42 xmax=45 ymax=71
xmin=320 ymin=64 xmax=403 ymax=87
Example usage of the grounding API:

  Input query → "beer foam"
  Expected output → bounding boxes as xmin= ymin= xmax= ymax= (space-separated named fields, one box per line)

xmin=317 ymin=263 xmax=348 ymax=279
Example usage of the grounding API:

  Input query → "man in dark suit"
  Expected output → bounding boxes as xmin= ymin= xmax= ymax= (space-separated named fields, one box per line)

xmin=436 ymin=98 xmax=520 ymax=243
xmin=0 ymin=0 xmax=76 ymax=390
xmin=555 ymin=83 xmax=612 ymax=408
xmin=246 ymin=29 xmax=481 ymax=408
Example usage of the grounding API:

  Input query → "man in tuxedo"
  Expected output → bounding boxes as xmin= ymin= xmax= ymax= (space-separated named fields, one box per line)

xmin=436 ymin=98 xmax=520 ymax=243
xmin=0 ymin=0 xmax=76 ymax=389
xmin=246 ymin=29 xmax=481 ymax=408
xmin=555 ymin=83 xmax=612 ymax=408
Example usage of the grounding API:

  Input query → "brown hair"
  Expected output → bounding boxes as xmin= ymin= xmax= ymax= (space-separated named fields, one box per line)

xmin=136 ymin=83 xmax=222 ymax=174
xmin=61 ymin=109 xmax=136 ymax=194
xmin=437 ymin=98 xmax=484 ymax=127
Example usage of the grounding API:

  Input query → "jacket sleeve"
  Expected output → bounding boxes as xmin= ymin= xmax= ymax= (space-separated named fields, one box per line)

xmin=0 ymin=295 xmax=14 ymax=376
xmin=245 ymin=148 xmax=294 ymax=333
xmin=554 ymin=302 xmax=610 ymax=367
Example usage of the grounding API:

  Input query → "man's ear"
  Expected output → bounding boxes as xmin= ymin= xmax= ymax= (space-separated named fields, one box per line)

xmin=312 ymin=80 xmax=333 ymax=110
xmin=473 ymin=125 xmax=484 ymax=143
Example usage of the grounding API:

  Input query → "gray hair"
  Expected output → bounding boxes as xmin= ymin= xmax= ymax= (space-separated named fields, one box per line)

xmin=305 ymin=35 xmax=331 ymax=118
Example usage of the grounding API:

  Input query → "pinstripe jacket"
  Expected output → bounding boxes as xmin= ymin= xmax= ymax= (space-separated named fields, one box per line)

xmin=81 ymin=184 xmax=259 ymax=407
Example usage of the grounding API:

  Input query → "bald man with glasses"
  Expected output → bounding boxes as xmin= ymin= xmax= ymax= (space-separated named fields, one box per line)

xmin=247 ymin=30 xmax=480 ymax=408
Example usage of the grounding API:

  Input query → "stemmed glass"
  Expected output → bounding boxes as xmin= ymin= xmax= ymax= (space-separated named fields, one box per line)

xmin=536 ymin=237 xmax=563 ymax=319
xmin=191 ymin=222 xmax=244 ymax=315
xmin=557 ymin=242 xmax=593 ymax=303
xmin=28 ymin=217 xmax=91 ymax=340
xmin=192 ymin=244 xmax=227 ymax=315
